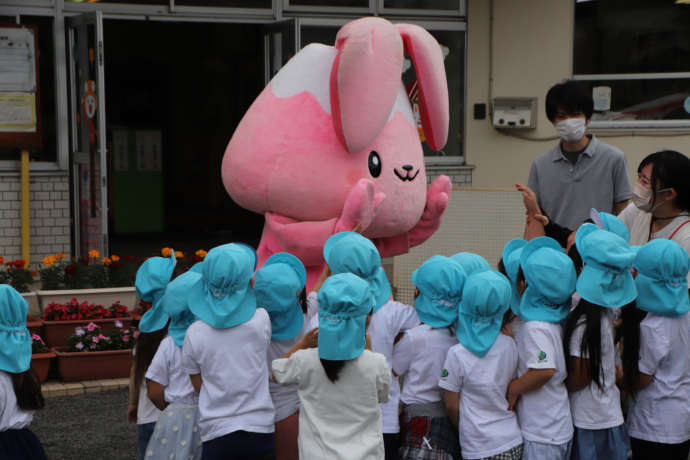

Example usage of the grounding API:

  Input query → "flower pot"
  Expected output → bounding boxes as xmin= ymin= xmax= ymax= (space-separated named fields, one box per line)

xmin=42 ymin=316 xmax=134 ymax=348
xmin=26 ymin=316 xmax=43 ymax=335
xmin=31 ymin=352 xmax=55 ymax=383
xmin=21 ymin=292 xmax=40 ymax=317
xmin=53 ymin=346 xmax=133 ymax=382
xmin=37 ymin=287 xmax=138 ymax=313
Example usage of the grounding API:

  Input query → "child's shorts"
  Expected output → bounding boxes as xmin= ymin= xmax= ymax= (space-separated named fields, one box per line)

xmin=522 ymin=438 xmax=572 ymax=460
xmin=399 ymin=403 xmax=461 ymax=460
xmin=572 ymin=424 xmax=629 ymax=460
xmin=473 ymin=443 xmax=523 ymax=460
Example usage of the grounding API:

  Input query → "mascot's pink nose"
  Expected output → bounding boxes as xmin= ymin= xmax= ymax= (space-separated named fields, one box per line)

xmin=402 ymin=165 xmax=414 ymax=171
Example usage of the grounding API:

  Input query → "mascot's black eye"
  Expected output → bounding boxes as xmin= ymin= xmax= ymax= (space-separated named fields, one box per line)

xmin=368 ymin=151 xmax=382 ymax=178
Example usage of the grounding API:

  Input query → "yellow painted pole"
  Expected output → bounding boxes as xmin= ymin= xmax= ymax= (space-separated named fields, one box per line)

xmin=21 ymin=149 xmax=30 ymax=264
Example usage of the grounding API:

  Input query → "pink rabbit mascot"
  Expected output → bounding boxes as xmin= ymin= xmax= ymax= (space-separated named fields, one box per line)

xmin=222 ymin=17 xmax=452 ymax=291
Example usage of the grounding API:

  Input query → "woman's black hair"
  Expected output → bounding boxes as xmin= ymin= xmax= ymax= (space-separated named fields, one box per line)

xmin=638 ymin=150 xmax=690 ymax=212
xmin=320 ymin=359 xmax=347 ymax=383
xmin=11 ymin=368 xmax=45 ymax=411
xmin=299 ymin=288 xmax=307 ymax=314
xmin=545 ymin=80 xmax=594 ymax=123
xmin=563 ymin=298 xmax=604 ymax=390
xmin=618 ymin=301 xmax=646 ymax=394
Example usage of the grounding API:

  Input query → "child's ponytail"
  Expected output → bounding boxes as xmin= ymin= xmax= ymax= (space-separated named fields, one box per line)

xmin=563 ymin=299 xmax=604 ymax=390
xmin=619 ymin=301 xmax=645 ymax=394
xmin=11 ymin=368 xmax=45 ymax=411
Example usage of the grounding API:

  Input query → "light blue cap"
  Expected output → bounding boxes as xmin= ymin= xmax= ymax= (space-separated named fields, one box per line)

xmin=324 ymin=232 xmax=391 ymax=312
xmin=188 ymin=243 xmax=258 ymax=329
xmin=317 ymin=273 xmax=375 ymax=361
xmin=590 ymin=208 xmax=630 ymax=243
xmin=411 ymin=255 xmax=467 ymax=328
xmin=0 ymin=285 xmax=31 ymax=373
xmin=136 ymin=251 xmax=176 ymax=333
xmin=502 ymin=238 xmax=527 ymax=316
xmin=456 ymin=270 xmax=511 ymax=357
xmin=519 ymin=237 xmax=576 ymax=323
xmin=255 ymin=253 xmax=306 ymax=341
xmin=161 ymin=271 xmax=200 ymax=347
xmin=575 ymin=224 xmax=637 ymax=308
xmin=450 ymin=252 xmax=491 ymax=276
xmin=633 ymin=239 xmax=690 ymax=317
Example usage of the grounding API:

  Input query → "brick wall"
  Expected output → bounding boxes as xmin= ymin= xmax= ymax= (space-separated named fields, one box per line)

xmin=0 ymin=173 xmax=71 ymax=267
xmin=426 ymin=164 xmax=474 ymax=187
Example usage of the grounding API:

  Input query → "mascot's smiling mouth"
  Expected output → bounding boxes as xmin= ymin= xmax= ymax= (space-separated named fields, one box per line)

xmin=394 ymin=167 xmax=420 ymax=182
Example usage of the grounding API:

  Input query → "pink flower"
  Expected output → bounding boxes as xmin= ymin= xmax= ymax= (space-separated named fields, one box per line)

xmin=133 ymin=330 xmax=140 ymax=339
xmin=92 ymin=336 xmax=99 ymax=343
xmin=122 ymin=335 xmax=130 ymax=342
xmin=98 ymin=334 xmax=106 ymax=340
xmin=75 ymin=342 xmax=84 ymax=350
xmin=31 ymin=334 xmax=43 ymax=343
xmin=90 ymin=344 xmax=96 ymax=350
xmin=114 ymin=320 xmax=123 ymax=328
xmin=87 ymin=322 xmax=97 ymax=332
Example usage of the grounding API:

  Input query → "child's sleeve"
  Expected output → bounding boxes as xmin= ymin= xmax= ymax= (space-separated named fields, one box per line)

xmin=521 ymin=326 xmax=557 ymax=370
xmin=145 ymin=338 xmax=170 ymax=387
xmin=392 ymin=303 xmax=420 ymax=335
xmin=568 ymin=321 xmax=588 ymax=359
xmin=376 ymin=355 xmax=391 ymax=403
xmin=272 ymin=350 xmax=305 ymax=386
xmin=306 ymin=292 xmax=319 ymax=322
xmin=438 ymin=347 xmax=463 ymax=393
xmin=181 ymin=329 xmax=200 ymax=375
xmin=638 ymin=321 xmax=670 ymax=376
xmin=392 ymin=331 xmax=415 ymax=377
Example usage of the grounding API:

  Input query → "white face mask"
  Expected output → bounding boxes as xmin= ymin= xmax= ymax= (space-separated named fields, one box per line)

xmin=632 ymin=181 xmax=672 ymax=212
xmin=555 ymin=117 xmax=586 ymax=143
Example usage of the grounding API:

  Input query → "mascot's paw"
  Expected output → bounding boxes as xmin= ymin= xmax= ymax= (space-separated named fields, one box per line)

xmin=408 ymin=175 xmax=451 ymax=246
xmin=335 ymin=179 xmax=386 ymax=233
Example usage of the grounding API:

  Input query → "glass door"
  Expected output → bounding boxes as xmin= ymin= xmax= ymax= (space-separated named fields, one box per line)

xmin=67 ymin=11 xmax=109 ymax=258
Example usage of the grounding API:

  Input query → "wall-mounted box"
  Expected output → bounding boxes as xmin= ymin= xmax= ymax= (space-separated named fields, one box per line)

xmin=492 ymin=97 xmax=537 ymax=129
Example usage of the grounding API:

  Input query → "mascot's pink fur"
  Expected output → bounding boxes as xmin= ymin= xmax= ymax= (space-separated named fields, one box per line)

xmin=222 ymin=17 xmax=452 ymax=290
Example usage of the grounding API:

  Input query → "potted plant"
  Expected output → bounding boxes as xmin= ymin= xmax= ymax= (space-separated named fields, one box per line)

xmin=0 ymin=257 xmax=40 ymax=316
xmin=30 ymin=333 xmax=55 ymax=383
xmin=53 ymin=321 xmax=136 ymax=382
xmin=26 ymin=315 xmax=43 ymax=335
xmin=41 ymin=299 xmax=133 ymax=347
xmin=38 ymin=250 xmax=140 ymax=311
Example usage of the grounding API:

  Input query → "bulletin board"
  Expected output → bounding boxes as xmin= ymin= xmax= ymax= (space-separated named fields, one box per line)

xmin=393 ymin=187 xmax=526 ymax=305
xmin=0 ymin=24 xmax=42 ymax=150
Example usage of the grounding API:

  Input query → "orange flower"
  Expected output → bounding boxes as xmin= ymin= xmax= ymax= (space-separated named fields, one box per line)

xmin=111 ymin=254 xmax=120 ymax=262
xmin=195 ymin=249 xmax=208 ymax=259
xmin=42 ymin=256 xmax=57 ymax=267
xmin=57 ymin=252 xmax=67 ymax=259
xmin=102 ymin=257 xmax=112 ymax=265
xmin=0 ymin=256 xmax=4 ymax=264
xmin=174 ymin=251 xmax=183 ymax=259
xmin=88 ymin=249 xmax=100 ymax=258
xmin=161 ymin=247 xmax=172 ymax=257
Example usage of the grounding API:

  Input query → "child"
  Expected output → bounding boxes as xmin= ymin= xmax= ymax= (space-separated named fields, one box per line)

xmin=0 ymin=285 xmax=48 ymax=460
xmin=272 ymin=273 xmax=391 ymax=460
xmin=440 ymin=270 xmax=523 ymax=460
xmin=450 ymin=251 xmax=491 ymax=276
xmin=506 ymin=236 xmax=576 ymax=459
xmin=564 ymin=224 xmax=635 ymax=460
xmin=254 ymin=252 xmax=312 ymax=460
xmin=622 ymin=239 xmax=690 ymax=459
xmin=393 ymin=255 xmax=466 ymax=460
xmin=129 ymin=252 xmax=176 ymax=459
xmin=182 ymin=243 xmax=275 ymax=460
xmin=501 ymin=238 xmax=527 ymax=338
xmin=323 ymin=231 xmax=419 ymax=459
xmin=144 ymin=271 xmax=202 ymax=460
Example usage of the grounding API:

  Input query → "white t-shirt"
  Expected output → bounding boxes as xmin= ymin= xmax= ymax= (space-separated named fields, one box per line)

xmin=182 ymin=309 xmax=274 ymax=442
xmin=618 ymin=202 xmax=690 ymax=286
xmin=516 ymin=321 xmax=573 ymax=445
xmin=393 ymin=324 xmax=458 ymax=405
xmin=272 ymin=348 xmax=390 ymax=460
xmin=567 ymin=310 xmax=624 ymax=429
xmin=0 ymin=371 xmax=33 ymax=431
xmin=146 ymin=336 xmax=198 ymax=405
xmin=438 ymin=335 xmax=522 ymax=459
xmin=132 ymin=347 xmax=161 ymax=425
xmin=368 ymin=300 xmax=420 ymax=433
xmin=626 ymin=312 xmax=690 ymax=444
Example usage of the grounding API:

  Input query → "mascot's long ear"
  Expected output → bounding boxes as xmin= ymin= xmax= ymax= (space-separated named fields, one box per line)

xmin=396 ymin=24 xmax=449 ymax=151
xmin=330 ymin=17 xmax=403 ymax=154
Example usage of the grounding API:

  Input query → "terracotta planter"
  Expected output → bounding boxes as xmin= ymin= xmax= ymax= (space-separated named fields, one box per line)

xmin=42 ymin=316 xmax=134 ymax=348
xmin=31 ymin=352 xmax=55 ymax=383
xmin=53 ymin=346 xmax=133 ymax=382
xmin=26 ymin=316 xmax=43 ymax=335
xmin=21 ymin=292 xmax=40 ymax=317
xmin=37 ymin=287 xmax=138 ymax=312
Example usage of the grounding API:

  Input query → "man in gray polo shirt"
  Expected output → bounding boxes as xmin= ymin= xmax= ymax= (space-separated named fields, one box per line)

xmin=527 ymin=81 xmax=632 ymax=237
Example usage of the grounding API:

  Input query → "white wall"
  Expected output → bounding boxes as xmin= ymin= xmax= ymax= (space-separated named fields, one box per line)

xmin=465 ymin=0 xmax=690 ymax=187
